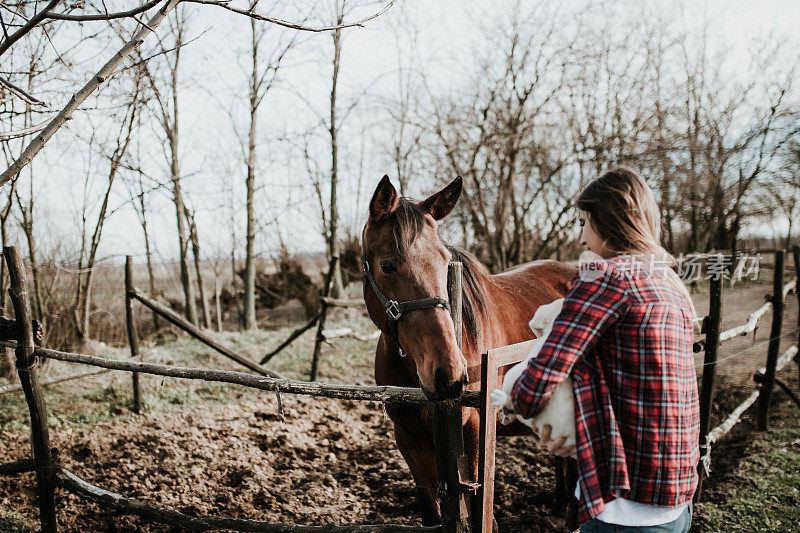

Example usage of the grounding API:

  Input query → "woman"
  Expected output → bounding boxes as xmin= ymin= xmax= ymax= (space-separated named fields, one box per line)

xmin=510 ymin=167 xmax=699 ymax=532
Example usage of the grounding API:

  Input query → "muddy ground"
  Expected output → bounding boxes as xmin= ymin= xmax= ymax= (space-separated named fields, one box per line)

xmin=0 ymin=279 xmax=798 ymax=532
xmin=0 ymin=394 xmax=569 ymax=532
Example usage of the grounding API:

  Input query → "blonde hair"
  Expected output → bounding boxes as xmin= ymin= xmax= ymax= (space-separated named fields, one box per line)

xmin=577 ymin=166 xmax=696 ymax=318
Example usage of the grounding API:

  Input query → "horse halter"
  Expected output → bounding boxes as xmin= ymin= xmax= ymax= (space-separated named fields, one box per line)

xmin=363 ymin=260 xmax=450 ymax=357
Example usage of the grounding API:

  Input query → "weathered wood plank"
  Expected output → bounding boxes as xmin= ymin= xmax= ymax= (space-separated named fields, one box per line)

xmin=0 ymin=367 xmax=111 ymax=394
xmin=477 ymin=342 xmax=532 ymax=532
xmin=0 ymin=457 xmax=35 ymax=476
xmin=125 ymin=256 xmax=143 ymax=413
xmin=129 ymin=287 xmax=281 ymax=379
xmin=434 ymin=262 xmax=470 ymax=533
xmin=695 ymin=273 xmax=722 ymax=501
xmin=758 ymin=250 xmax=785 ymax=430
xmin=320 ymin=297 xmax=365 ymax=308
xmin=5 ymin=245 xmax=57 ymax=531
xmin=260 ymin=313 xmax=320 ymax=365
xmin=311 ymin=256 xmax=340 ymax=382
xmin=0 ymin=342 xmax=481 ymax=407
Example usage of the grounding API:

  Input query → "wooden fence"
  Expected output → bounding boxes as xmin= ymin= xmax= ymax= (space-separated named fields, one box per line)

xmin=0 ymin=246 xmax=475 ymax=532
xmin=3 ymin=244 xmax=800 ymax=529
xmin=694 ymin=246 xmax=800 ymax=500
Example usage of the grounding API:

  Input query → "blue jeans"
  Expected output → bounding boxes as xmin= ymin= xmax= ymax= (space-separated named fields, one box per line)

xmin=579 ymin=501 xmax=692 ymax=533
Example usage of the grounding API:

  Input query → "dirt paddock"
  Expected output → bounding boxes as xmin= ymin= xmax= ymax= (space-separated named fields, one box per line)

xmin=0 ymin=394 xmax=570 ymax=532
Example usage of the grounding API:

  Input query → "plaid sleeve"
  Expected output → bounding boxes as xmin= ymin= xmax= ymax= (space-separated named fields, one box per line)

xmin=510 ymin=260 xmax=627 ymax=419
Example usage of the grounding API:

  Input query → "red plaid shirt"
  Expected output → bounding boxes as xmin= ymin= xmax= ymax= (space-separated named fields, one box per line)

xmin=511 ymin=256 xmax=699 ymax=524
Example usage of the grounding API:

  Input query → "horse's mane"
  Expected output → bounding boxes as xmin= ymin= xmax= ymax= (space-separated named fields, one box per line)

xmin=389 ymin=198 xmax=489 ymax=348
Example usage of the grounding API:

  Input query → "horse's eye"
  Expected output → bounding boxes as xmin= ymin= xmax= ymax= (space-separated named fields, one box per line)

xmin=380 ymin=261 xmax=398 ymax=275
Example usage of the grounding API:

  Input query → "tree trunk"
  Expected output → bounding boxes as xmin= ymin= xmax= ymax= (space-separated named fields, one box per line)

xmin=187 ymin=211 xmax=210 ymax=329
xmin=0 ymin=183 xmax=16 ymax=312
xmin=327 ymin=14 xmax=345 ymax=298
xmin=167 ymin=42 xmax=198 ymax=326
xmin=171 ymin=155 xmax=197 ymax=325
xmin=141 ymin=193 xmax=159 ymax=332
xmin=244 ymin=15 xmax=259 ymax=330
xmin=19 ymin=197 xmax=44 ymax=320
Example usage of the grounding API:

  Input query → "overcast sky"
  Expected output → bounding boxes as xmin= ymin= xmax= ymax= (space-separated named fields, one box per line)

xmin=11 ymin=0 xmax=800 ymax=267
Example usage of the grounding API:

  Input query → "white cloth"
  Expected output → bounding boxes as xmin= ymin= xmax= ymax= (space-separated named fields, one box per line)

xmin=575 ymin=479 xmax=689 ymax=526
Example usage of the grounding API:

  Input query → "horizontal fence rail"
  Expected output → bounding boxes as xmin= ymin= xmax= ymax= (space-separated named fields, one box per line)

xmin=699 ymin=343 xmax=798 ymax=477
xmin=706 ymin=344 xmax=798 ymax=447
xmin=694 ymin=278 xmax=797 ymax=352
xmin=0 ymin=367 xmax=111 ymax=394
xmin=0 ymin=457 xmax=35 ymax=476
xmin=128 ymin=286 xmax=282 ymax=379
xmin=0 ymin=341 xmax=481 ymax=408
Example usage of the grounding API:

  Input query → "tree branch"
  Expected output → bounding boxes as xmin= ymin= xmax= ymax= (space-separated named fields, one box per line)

xmin=0 ymin=0 xmax=60 ymax=57
xmin=0 ymin=75 xmax=46 ymax=106
xmin=183 ymin=0 xmax=398 ymax=33
xmin=0 ymin=0 xmax=181 ymax=188
xmin=0 ymin=119 xmax=51 ymax=141
xmin=46 ymin=0 xmax=163 ymax=21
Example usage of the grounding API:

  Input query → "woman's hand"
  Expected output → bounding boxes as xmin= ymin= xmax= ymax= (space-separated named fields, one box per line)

xmin=532 ymin=423 xmax=576 ymax=458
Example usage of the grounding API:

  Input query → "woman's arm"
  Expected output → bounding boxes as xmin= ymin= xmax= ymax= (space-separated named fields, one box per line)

xmin=511 ymin=260 xmax=627 ymax=419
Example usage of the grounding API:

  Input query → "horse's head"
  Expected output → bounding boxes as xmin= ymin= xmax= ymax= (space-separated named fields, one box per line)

xmin=363 ymin=175 xmax=468 ymax=401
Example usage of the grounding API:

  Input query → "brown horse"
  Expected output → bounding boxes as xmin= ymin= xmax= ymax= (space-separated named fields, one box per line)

xmin=363 ymin=175 xmax=577 ymax=527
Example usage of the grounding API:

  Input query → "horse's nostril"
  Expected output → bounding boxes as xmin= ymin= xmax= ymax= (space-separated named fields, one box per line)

xmin=434 ymin=367 xmax=465 ymax=399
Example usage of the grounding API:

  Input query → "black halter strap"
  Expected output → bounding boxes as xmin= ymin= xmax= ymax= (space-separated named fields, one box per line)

xmin=363 ymin=260 xmax=450 ymax=357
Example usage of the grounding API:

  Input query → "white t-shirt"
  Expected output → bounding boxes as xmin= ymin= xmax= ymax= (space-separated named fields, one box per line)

xmin=575 ymin=479 xmax=688 ymax=526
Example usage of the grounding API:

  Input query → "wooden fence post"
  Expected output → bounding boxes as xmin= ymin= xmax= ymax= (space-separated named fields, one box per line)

xmin=695 ymin=271 xmax=723 ymax=501
xmin=310 ymin=256 xmax=339 ymax=382
xmin=4 ymin=245 xmax=57 ymax=531
xmin=757 ymin=249 xmax=785 ymax=430
xmin=433 ymin=262 xmax=471 ymax=533
xmin=792 ymin=245 xmax=800 ymax=397
xmin=125 ymin=256 xmax=143 ymax=414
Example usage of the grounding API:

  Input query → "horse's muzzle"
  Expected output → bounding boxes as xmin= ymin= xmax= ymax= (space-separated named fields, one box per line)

xmin=426 ymin=366 xmax=467 ymax=401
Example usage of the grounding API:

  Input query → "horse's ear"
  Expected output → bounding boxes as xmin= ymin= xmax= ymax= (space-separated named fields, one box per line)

xmin=420 ymin=177 xmax=462 ymax=221
xmin=369 ymin=175 xmax=399 ymax=222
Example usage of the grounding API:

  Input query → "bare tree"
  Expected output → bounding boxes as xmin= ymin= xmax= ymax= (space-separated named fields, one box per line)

xmin=73 ymin=69 xmax=145 ymax=341
xmin=326 ymin=0 xmax=346 ymax=297
xmin=670 ymin=30 xmax=800 ymax=253
xmin=761 ymin=139 xmax=800 ymax=247
xmin=425 ymin=3 xmax=580 ymax=270
xmin=242 ymin=1 xmax=296 ymax=330
xmin=139 ymin=7 xmax=199 ymax=325
xmin=186 ymin=207 xmax=211 ymax=329
xmin=0 ymin=0 xmax=398 ymax=187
